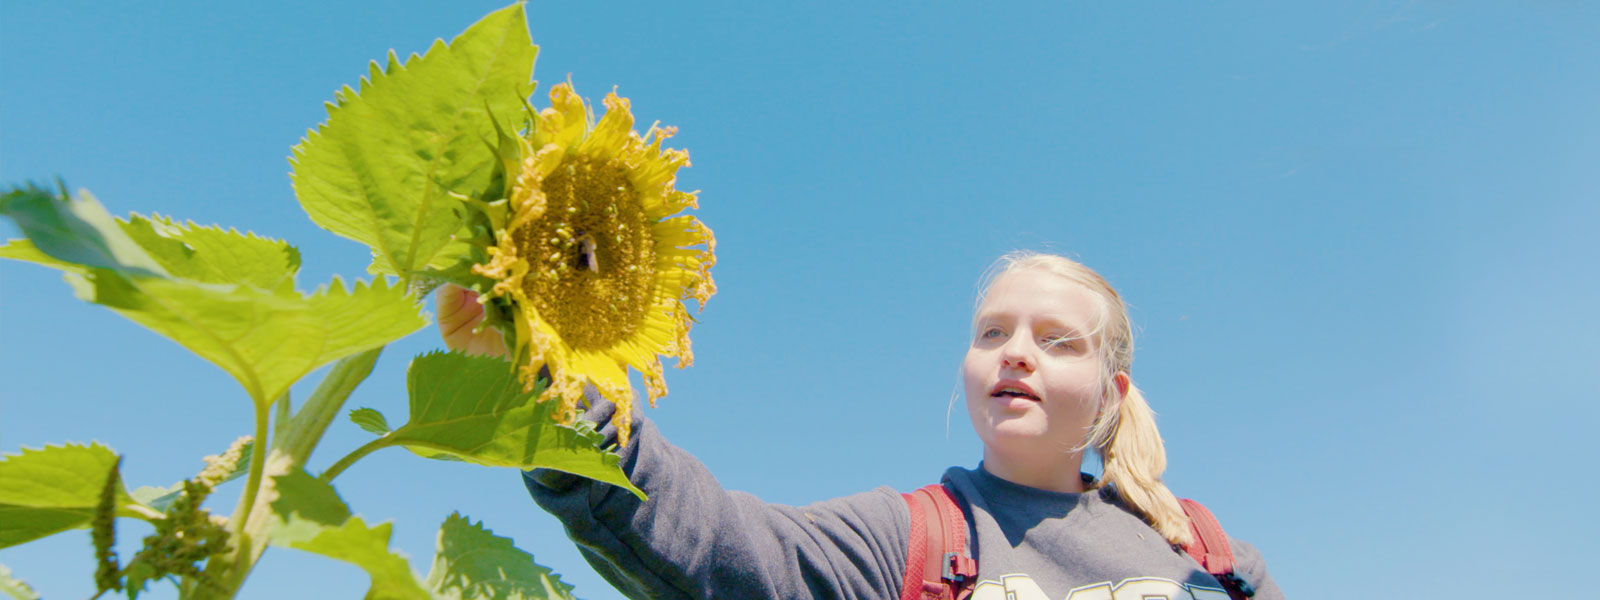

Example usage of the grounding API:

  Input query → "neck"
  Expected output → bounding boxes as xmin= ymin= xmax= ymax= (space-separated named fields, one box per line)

xmin=981 ymin=448 xmax=1088 ymax=493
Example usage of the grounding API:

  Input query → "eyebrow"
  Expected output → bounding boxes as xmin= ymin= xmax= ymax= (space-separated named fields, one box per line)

xmin=972 ymin=311 xmax=1088 ymax=336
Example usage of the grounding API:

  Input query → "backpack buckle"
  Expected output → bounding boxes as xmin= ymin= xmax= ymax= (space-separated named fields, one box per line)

xmin=942 ymin=552 xmax=976 ymax=582
xmin=1216 ymin=573 xmax=1256 ymax=597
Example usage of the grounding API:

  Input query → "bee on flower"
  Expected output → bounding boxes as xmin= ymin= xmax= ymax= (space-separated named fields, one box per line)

xmin=449 ymin=83 xmax=715 ymax=446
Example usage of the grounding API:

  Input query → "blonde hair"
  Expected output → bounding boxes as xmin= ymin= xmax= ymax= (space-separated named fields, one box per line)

xmin=977 ymin=251 xmax=1193 ymax=547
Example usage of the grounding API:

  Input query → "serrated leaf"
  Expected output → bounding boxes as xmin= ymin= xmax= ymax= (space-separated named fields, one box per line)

xmin=119 ymin=214 xmax=301 ymax=293
xmin=3 ymin=201 xmax=300 ymax=304
xmin=267 ymin=470 xmax=429 ymax=600
xmin=1 ymin=191 xmax=300 ymax=292
xmin=71 ymin=272 xmax=427 ymax=406
xmin=0 ymin=444 xmax=152 ymax=548
xmin=291 ymin=3 xmax=536 ymax=278
xmin=279 ymin=518 xmax=432 ymax=600
xmin=1 ymin=185 xmax=426 ymax=406
xmin=372 ymin=351 xmax=641 ymax=498
xmin=349 ymin=407 xmax=392 ymax=436
xmin=0 ymin=564 xmax=39 ymax=600
xmin=0 ymin=186 xmax=165 ymax=276
xmin=427 ymin=513 xmax=576 ymax=600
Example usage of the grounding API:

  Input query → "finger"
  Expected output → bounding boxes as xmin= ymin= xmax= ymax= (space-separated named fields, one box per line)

xmin=436 ymin=284 xmax=473 ymax=318
xmin=437 ymin=286 xmax=484 ymax=336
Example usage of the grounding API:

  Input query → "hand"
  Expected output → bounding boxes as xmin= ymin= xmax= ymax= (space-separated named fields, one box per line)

xmin=436 ymin=284 xmax=510 ymax=358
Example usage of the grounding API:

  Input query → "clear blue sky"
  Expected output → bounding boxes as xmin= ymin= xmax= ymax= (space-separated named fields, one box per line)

xmin=4 ymin=2 xmax=1598 ymax=598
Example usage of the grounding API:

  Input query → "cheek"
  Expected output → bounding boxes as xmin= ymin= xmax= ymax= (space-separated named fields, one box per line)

xmin=960 ymin=351 xmax=989 ymax=422
xmin=960 ymin=350 xmax=986 ymax=399
xmin=1046 ymin=363 xmax=1106 ymax=402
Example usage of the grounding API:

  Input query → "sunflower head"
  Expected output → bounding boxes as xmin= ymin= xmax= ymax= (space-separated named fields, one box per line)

xmin=472 ymin=83 xmax=715 ymax=445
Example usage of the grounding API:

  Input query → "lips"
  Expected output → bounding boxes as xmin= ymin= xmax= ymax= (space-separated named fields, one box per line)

xmin=989 ymin=380 xmax=1040 ymax=401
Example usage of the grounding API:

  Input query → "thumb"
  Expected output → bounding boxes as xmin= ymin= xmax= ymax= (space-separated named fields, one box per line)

xmin=436 ymin=284 xmax=508 ymax=358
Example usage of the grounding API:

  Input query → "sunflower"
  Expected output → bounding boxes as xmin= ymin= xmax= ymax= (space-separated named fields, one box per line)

xmin=473 ymin=83 xmax=715 ymax=446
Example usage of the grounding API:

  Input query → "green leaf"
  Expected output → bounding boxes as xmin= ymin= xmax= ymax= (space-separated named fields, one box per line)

xmin=0 ymin=185 xmax=165 ymax=276
xmin=290 ymin=3 xmax=536 ymax=278
xmin=427 ymin=513 xmax=576 ymax=600
xmin=0 ymin=238 xmax=85 ymax=272
xmin=0 ymin=444 xmax=152 ymax=548
xmin=279 ymin=518 xmax=432 ymax=600
xmin=267 ymin=470 xmax=430 ymax=600
xmin=121 ymin=559 xmax=158 ymax=600
xmin=0 ymin=185 xmax=425 ymax=406
xmin=349 ymin=407 xmax=393 ymax=436
xmin=119 ymin=214 xmax=301 ymax=293
xmin=269 ymin=469 xmax=354 ymax=526
xmin=1 ymin=189 xmax=300 ymax=291
xmin=72 ymin=272 xmax=427 ymax=406
xmin=371 ymin=351 xmax=641 ymax=497
xmin=2 ymin=199 xmax=301 ymax=293
xmin=0 ymin=564 xmax=39 ymax=600
xmin=0 ymin=506 xmax=89 ymax=549
xmin=129 ymin=482 xmax=185 ymax=514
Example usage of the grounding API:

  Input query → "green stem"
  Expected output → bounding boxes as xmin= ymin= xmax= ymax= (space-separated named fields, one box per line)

xmin=318 ymin=437 xmax=388 ymax=483
xmin=234 ymin=401 xmax=271 ymax=535
xmin=276 ymin=347 xmax=383 ymax=468
xmin=188 ymin=350 xmax=382 ymax=600
xmin=272 ymin=391 xmax=291 ymax=444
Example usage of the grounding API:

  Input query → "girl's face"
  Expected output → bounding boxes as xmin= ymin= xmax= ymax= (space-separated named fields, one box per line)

xmin=963 ymin=269 xmax=1107 ymax=483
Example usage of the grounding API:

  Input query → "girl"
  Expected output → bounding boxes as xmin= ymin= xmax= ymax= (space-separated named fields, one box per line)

xmin=439 ymin=251 xmax=1282 ymax=600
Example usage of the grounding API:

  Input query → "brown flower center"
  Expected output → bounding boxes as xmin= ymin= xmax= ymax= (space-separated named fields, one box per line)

xmin=513 ymin=155 xmax=657 ymax=350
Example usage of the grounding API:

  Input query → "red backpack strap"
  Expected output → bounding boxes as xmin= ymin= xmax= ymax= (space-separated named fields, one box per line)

xmin=1179 ymin=498 xmax=1255 ymax=600
xmin=901 ymin=484 xmax=977 ymax=600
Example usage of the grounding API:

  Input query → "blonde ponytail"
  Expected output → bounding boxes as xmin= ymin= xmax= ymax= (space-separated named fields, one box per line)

xmin=1096 ymin=383 xmax=1192 ymax=547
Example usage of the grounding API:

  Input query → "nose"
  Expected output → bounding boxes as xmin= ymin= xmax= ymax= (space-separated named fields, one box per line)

xmin=999 ymin=335 xmax=1034 ymax=371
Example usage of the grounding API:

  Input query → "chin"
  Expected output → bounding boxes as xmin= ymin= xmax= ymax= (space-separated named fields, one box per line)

xmin=983 ymin=420 xmax=1051 ymax=448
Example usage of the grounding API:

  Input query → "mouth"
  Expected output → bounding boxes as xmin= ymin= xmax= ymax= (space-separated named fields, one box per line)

xmin=989 ymin=380 xmax=1040 ymax=402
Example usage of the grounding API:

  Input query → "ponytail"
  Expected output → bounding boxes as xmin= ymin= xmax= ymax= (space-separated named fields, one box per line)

xmin=1096 ymin=383 xmax=1192 ymax=547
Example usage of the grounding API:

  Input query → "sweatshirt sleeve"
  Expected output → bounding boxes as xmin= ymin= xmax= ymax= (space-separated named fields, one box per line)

xmin=523 ymin=398 xmax=910 ymax=599
xmin=1227 ymin=538 xmax=1284 ymax=600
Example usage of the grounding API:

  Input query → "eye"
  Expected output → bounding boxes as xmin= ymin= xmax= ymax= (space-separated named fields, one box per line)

xmin=1042 ymin=334 xmax=1083 ymax=353
xmin=980 ymin=327 xmax=1006 ymax=341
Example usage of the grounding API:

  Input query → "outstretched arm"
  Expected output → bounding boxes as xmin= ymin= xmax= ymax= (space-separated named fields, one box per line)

xmin=436 ymin=284 xmax=909 ymax=599
xmin=525 ymin=396 xmax=909 ymax=599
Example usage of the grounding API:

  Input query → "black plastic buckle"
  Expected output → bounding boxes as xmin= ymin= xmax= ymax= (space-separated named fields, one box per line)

xmin=1217 ymin=573 xmax=1256 ymax=597
xmin=941 ymin=552 xmax=968 ymax=582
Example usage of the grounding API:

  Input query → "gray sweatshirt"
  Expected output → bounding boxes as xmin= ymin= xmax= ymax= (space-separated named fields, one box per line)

xmin=525 ymin=400 xmax=1283 ymax=600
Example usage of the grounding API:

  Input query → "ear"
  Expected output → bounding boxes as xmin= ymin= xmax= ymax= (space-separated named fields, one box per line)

xmin=1113 ymin=371 xmax=1130 ymax=398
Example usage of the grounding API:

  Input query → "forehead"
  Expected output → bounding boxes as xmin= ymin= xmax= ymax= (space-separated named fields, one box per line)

xmin=976 ymin=269 xmax=1102 ymax=328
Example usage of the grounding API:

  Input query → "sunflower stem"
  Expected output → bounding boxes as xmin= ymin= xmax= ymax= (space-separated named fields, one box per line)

xmin=318 ymin=437 xmax=388 ymax=483
xmin=234 ymin=401 xmax=271 ymax=536
xmin=189 ymin=350 xmax=385 ymax=600
xmin=275 ymin=348 xmax=383 ymax=467
xmin=272 ymin=391 xmax=291 ymax=446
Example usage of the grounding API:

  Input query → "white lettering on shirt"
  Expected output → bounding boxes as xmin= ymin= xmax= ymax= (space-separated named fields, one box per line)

xmin=970 ymin=574 xmax=1229 ymax=600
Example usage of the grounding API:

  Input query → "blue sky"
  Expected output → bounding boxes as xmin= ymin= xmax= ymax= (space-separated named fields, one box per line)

xmin=3 ymin=1 xmax=1598 ymax=598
